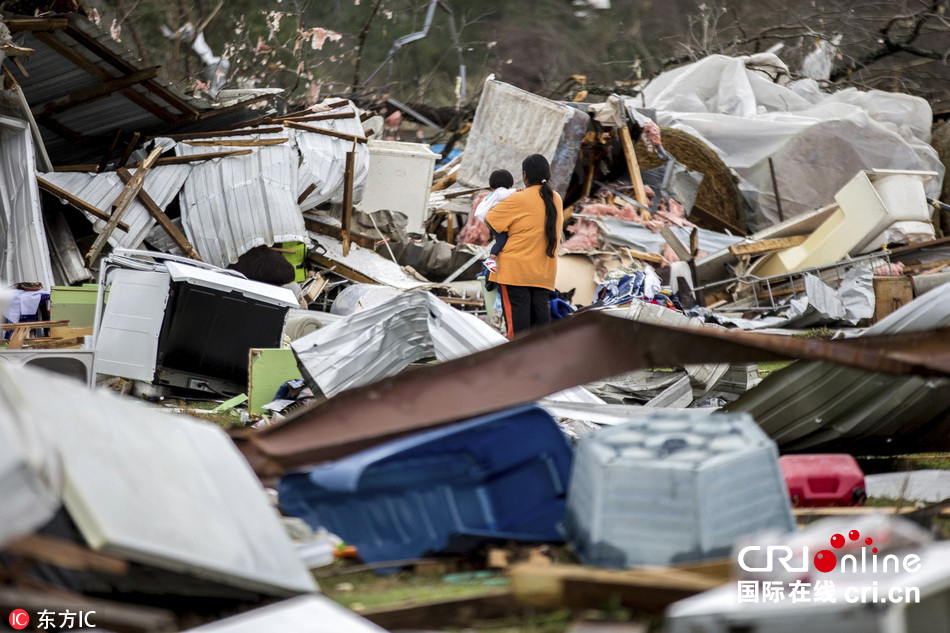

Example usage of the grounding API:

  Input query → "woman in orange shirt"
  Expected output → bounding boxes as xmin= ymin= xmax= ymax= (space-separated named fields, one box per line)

xmin=485 ymin=154 xmax=563 ymax=339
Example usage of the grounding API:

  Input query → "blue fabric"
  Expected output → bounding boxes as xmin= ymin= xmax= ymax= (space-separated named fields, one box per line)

xmin=278 ymin=405 xmax=573 ymax=565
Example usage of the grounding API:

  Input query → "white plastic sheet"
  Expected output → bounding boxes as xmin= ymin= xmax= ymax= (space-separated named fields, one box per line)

xmin=635 ymin=54 xmax=944 ymax=232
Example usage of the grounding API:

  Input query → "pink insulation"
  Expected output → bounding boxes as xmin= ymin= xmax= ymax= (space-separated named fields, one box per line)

xmin=641 ymin=120 xmax=663 ymax=154
xmin=873 ymin=262 xmax=905 ymax=276
xmin=560 ymin=219 xmax=601 ymax=252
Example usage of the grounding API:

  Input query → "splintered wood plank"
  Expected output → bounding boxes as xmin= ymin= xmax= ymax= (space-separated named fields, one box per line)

xmin=728 ymin=235 xmax=808 ymax=257
xmin=85 ymin=146 xmax=163 ymax=263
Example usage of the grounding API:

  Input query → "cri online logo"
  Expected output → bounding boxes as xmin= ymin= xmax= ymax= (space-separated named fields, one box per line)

xmin=9 ymin=609 xmax=29 ymax=630
xmin=814 ymin=529 xmax=875 ymax=572
xmin=739 ymin=529 xmax=922 ymax=574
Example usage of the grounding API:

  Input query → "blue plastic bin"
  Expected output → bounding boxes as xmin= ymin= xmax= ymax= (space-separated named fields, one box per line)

xmin=278 ymin=405 xmax=573 ymax=564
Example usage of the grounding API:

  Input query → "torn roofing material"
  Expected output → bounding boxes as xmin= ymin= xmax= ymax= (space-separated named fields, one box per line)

xmin=244 ymin=310 xmax=950 ymax=473
xmin=0 ymin=116 xmax=53 ymax=288
xmin=727 ymin=282 xmax=950 ymax=454
xmin=0 ymin=362 xmax=316 ymax=596
xmin=4 ymin=14 xmax=277 ymax=166
xmin=177 ymin=143 xmax=308 ymax=268
xmin=458 ymin=78 xmax=588 ymax=197
xmin=308 ymin=232 xmax=434 ymax=289
xmin=292 ymin=289 xmax=602 ymax=402
xmin=38 ymin=165 xmax=192 ymax=250
xmin=292 ymin=104 xmax=369 ymax=210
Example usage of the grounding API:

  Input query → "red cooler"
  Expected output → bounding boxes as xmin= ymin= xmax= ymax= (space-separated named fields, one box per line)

xmin=779 ymin=454 xmax=867 ymax=507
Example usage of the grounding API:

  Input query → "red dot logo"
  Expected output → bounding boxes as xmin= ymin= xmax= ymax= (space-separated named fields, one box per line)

xmin=814 ymin=549 xmax=837 ymax=573
xmin=865 ymin=537 xmax=873 ymax=545
xmin=9 ymin=609 xmax=29 ymax=630
xmin=830 ymin=533 xmax=845 ymax=548
xmin=849 ymin=530 xmax=860 ymax=541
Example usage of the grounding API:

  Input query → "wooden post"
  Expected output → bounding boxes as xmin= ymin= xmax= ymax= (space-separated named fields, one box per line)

xmin=688 ymin=227 xmax=705 ymax=307
xmin=116 ymin=167 xmax=202 ymax=261
xmin=84 ymin=146 xmax=163 ymax=264
xmin=581 ymin=151 xmax=595 ymax=199
xmin=618 ymin=124 xmax=648 ymax=208
xmin=116 ymin=131 xmax=141 ymax=168
xmin=768 ymin=157 xmax=785 ymax=223
xmin=341 ymin=141 xmax=356 ymax=257
xmin=446 ymin=211 xmax=454 ymax=244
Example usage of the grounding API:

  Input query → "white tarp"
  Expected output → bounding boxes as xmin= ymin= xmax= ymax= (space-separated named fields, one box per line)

xmin=0 ymin=116 xmax=53 ymax=288
xmin=0 ymin=362 xmax=317 ymax=596
xmin=178 ymin=143 xmax=309 ymax=268
xmin=636 ymin=54 xmax=945 ymax=232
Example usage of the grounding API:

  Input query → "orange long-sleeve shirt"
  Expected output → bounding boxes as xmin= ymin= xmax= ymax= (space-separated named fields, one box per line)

xmin=485 ymin=185 xmax=563 ymax=290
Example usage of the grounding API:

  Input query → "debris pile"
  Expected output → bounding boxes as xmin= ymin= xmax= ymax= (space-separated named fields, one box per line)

xmin=2 ymin=9 xmax=950 ymax=632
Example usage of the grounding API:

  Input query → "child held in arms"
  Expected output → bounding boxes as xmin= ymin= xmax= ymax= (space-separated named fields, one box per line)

xmin=474 ymin=169 xmax=516 ymax=273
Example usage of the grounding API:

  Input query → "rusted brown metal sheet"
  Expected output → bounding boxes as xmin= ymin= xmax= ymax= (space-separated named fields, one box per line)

xmin=242 ymin=312 xmax=950 ymax=474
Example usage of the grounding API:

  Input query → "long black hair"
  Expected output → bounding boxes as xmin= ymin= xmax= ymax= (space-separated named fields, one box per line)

xmin=522 ymin=154 xmax=558 ymax=258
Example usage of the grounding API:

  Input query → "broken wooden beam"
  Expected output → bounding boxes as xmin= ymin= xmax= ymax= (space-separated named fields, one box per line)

xmin=618 ymin=125 xmax=648 ymax=208
xmin=126 ymin=149 xmax=254 ymax=168
xmin=117 ymin=167 xmax=201 ymax=261
xmin=0 ymin=587 xmax=175 ymax=633
xmin=728 ymin=235 xmax=808 ymax=257
xmin=3 ymin=534 xmax=129 ymax=575
xmin=32 ymin=32 xmax=179 ymax=125
xmin=85 ymin=146 xmax=163 ymax=263
xmin=361 ymin=591 xmax=519 ymax=630
xmin=184 ymin=138 xmax=288 ymax=147
xmin=152 ymin=126 xmax=284 ymax=141
xmin=689 ymin=202 xmax=749 ymax=236
xmin=341 ymin=143 xmax=357 ymax=256
xmin=0 ymin=320 xmax=71 ymax=331
xmin=508 ymin=563 xmax=722 ymax=613
xmin=32 ymin=66 xmax=159 ymax=120
xmin=96 ymin=128 xmax=124 ymax=173
xmin=298 ymin=183 xmax=318 ymax=205
xmin=2 ymin=17 xmax=69 ymax=31
xmin=660 ymin=226 xmax=692 ymax=262
xmin=36 ymin=176 xmax=131 ymax=231
xmin=117 ymin=130 xmax=141 ymax=168
xmin=303 ymin=215 xmax=377 ymax=250
xmin=284 ymin=120 xmax=367 ymax=144
xmin=281 ymin=111 xmax=358 ymax=124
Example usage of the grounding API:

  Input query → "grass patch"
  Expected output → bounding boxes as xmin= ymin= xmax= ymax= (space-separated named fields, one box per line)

xmin=758 ymin=360 xmax=792 ymax=378
xmin=321 ymin=569 xmax=507 ymax=611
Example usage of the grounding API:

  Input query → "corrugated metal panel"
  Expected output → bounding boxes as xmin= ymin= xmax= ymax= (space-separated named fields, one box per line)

xmin=294 ymin=103 xmax=369 ymax=210
xmin=727 ymin=283 xmax=950 ymax=453
xmin=8 ymin=16 xmax=277 ymax=166
xmin=177 ymin=143 xmax=307 ymax=268
xmin=0 ymin=362 xmax=317 ymax=596
xmin=292 ymin=290 xmax=602 ymax=404
xmin=0 ymin=117 xmax=53 ymax=288
xmin=39 ymin=165 xmax=192 ymax=250
xmin=458 ymin=78 xmax=588 ymax=197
